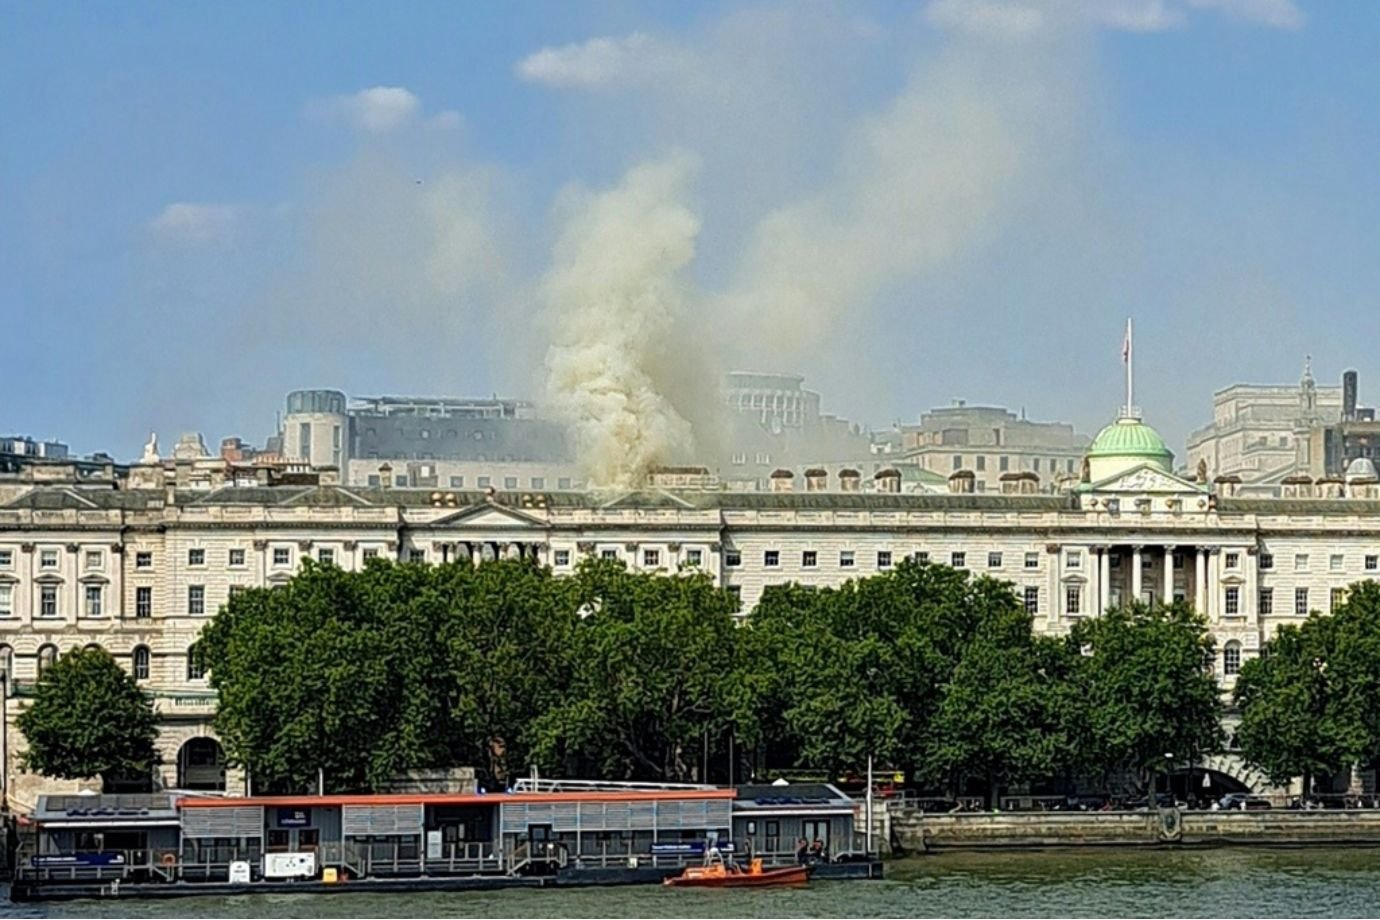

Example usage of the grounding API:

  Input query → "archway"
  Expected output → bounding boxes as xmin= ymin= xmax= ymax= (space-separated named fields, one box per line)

xmin=177 ymin=737 xmax=227 ymax=791
xmin=1168 ymin=767 xmax=1250 ymax=806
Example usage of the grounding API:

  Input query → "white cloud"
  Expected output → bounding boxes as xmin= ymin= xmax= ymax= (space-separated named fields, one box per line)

xmin=426 ymin=109 xmax=464 ymax=130
xmin=148 ymin=202 xmax=245 ymax=243
xmin=314 ymin=86 xmax=423 ymax=133
xmin=923 ymin=0 xmax=1300 ymax=36
xmin=515 ymin=32 xmax=684 ymax=88
xmin=1185 ymin=0 xmax=1304 ymax=29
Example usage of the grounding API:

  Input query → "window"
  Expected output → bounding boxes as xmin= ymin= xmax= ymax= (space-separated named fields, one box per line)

xmin=367 ymin=475 xmax=381 ymax=487
xmin=840 ymin=551 xmax=855 ymax=568
xmin=0 ymin=549 xmax=10 ymax=568
xmin=643 ymin=549 xmax=661 ymax=567
xmin=409 ymin=549 xmax=427 ymax=563
xmin=976 ymin=455 xmax=986 ymax=471
xmin=1295 ymin=554 xmax=1309 ymax=572
xmin=318 ymin=548 xmax=335 ymax=564
xmin=1110 ymin=554 xmax=1121 ymax=569
xmin=725 ymin=550 xmax=742 ymax=567
xmin=1295 ymin=587 xmax=1309 ymax=617
xmin=1368 ymin=555 xmax=1379 ymax=572
xmin=229 ymin=548 xmax=246 ymax=567
xmin=188 ymin=548 xmax=205 ymax=566
xmin=37 ymin=644 xmax=57 ymax=678
xmin=1023 ymin=586 xmax=1039 ymax=614
xmin=1066 ymin=551 xmax=1082 ymax=569
xmin=988 ymin=552 xmax=1003 ymax=569
xmin=450 ymin=476 xmax=465 ymax=488
xmin=685 ymin=549 xmax=703 ymax=567
xmin=273 ymin=547 xmax=291 ymax=566
xmin=1259 ymin=588 xmax=1273 ymax=616
xmin=877 ymin=551 xmax=893 ymax=569
xmin=915 ymin=551 xmax=930 ymax=564
xmin=1330 ymin=554 xmax=1345 ymax=573
xmin=1066 ymin=585 xmax=1082 ymax=615
xmin=531 ymin=477 xmax=545 ymax=489
xmin=0 ymin=644 xmax=10 ymax=678
xmin=1332 ymin=587 xmax=1348 ymax=611
xmin=1224 ymin=642 xmax=1242 ymax=676
xmin=395 ymin=475 xmax=408 ymax=487
xmin=764 ymin=550 xmax=780 ymax=568
xmin=0 ymin=584 xmax=11 ymax=618
xmin=1034 ymin=458 xmax=1041 ymax=472
xmin=601 ymin=549 xmax=619 ymax=561
xmin=188 ymin=585 xmax=205 ymax=616
xmin=477 ymin=476 xmax=492 ymax=489
xmin=558 ymin=478 xmax=572 ymax=490
xmin=951 ymin=552 xmax=966 ymax=568
xmin=84 ymin=550 xmax=102 ymax=569
xmin=1024 ymin=552 xmax=1039 ymax=569
xmin=40 ymin=584 xmax=58 ymax=617
xmin=84 ymin=585 xmax=103 ymax=617
xmin=187 ymin=645 xmax=204 ymax=681
xmin=1224 ymin=587 xmax=1240 ymax=616
xmin=40 ymin=549 xmax=58 ymax=569
xmin=554 ymin=549 xmax=571 ymax=567
xmin=1225 ymin=552 xmax=1240 ymax=570
xmin=133 ymin=646 xmax=150 ymax=681
xmin=1259 ymin=553 xmax=1273 ymax=571
xmin=802 ymin=550 xmax=818 ymax=568
xmin=952 ymin=454 xmax=962 ymax=471
xmin=1173 ymin=554 xmax=1185 ymax=569
xmin=362 ymin=548 xmax=379 ymax=561
xmin=1000 ymin=456 xmax=1009 ymax=472
xmin=504 ymin=477 xmax=518 ymax=490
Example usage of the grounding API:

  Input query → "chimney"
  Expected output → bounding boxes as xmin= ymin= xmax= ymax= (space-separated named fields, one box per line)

xmin=1213 ymin=474 xmax=1241 ymax=498
xmin=1281 ymin=474 xmax=1312 ymax=499
xmin=838 ymin=469 xmax=861 ymax=492
xmin=804 ymin=468 xmax=827 ymax=492
xmin=874 ymin=468 xmax=902 ymax=494
xmin=318 ymin=466 xmax=340 ymax=486
xmin=769 ymin=469 xmax=795 ymax=493
xmin=947 ymin=470 xmax=975 ymax=494
xmin=1344 ymin=370 xmax=1359 ymax=421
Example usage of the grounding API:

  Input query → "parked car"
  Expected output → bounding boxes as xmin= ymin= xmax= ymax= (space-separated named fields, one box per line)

xmin=1219 ymin=793 xmax=1272 ymax=811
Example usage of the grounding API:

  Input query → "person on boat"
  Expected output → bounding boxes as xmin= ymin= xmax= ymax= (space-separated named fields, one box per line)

xmin=795 ymin=838 xmax=809 ymax=864
xmin=809 ymin=838 xmax=825 ymax=862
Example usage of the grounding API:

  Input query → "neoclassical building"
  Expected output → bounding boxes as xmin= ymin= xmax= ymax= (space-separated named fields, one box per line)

xmin=4 ymin=409 xmax=1380 ymax=806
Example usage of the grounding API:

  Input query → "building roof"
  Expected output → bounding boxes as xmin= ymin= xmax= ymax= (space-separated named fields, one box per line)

xmin=1087 ymin=417 xmax=1174 ymax=468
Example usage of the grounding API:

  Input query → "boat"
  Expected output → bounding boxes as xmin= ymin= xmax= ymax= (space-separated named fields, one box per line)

xmin=663 ymin=851 xmax=811 ymax=888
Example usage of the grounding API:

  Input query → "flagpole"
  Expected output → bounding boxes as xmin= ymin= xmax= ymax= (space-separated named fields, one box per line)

xmin=1126 ymin=318 xmax=1134 ymax=417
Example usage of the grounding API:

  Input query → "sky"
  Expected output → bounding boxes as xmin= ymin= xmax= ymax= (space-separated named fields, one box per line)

xmin=3 ymin=0 xmax=1379 ymax=465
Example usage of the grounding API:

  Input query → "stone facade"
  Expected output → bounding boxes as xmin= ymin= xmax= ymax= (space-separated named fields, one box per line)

xmin=5 ymin=413 xmax=1380 ymax=805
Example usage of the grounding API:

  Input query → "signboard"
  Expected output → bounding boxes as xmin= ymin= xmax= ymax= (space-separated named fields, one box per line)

xmin=32 ymin=853 xmax=125 ymax=867
xmin=650 ymin=842 xmax=735 ymax=857
xmin=426 ymin=830 xmax=443 ymax=860
xmin=276 ymin=808 xmax=311 ymax=827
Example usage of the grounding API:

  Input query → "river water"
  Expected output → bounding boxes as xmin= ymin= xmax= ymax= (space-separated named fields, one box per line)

xmin=11 ymin=848 xmax=1380 ymax=918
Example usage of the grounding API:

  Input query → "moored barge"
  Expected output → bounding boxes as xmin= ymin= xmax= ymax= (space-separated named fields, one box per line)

xmin=10 ymin=779 xmax=882 ymax=902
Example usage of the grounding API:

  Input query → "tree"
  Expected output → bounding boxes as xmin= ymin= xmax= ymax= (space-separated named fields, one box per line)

xmin=1068 ymin=601 xmax=1223 ymax=791
xmin=528 ymin=558 xmax=738 ymax=782
xmin=1312 ymin=581 xmax=1380 ymax=781
xmin=1234 ymin=616 xmax=1346 ymax=793
xmin=18 ymin=647 xmax=159 ymax=786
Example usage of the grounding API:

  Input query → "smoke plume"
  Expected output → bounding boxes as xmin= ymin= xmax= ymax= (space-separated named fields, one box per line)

xmin=541 ymin=154 xmax=702 ymax=490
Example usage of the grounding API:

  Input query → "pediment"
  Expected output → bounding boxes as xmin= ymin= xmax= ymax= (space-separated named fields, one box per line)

xmin=424 ymin=502 xmax=549 ymax=530
xmin=1087 ymin=464 xmax=1205 ymax=495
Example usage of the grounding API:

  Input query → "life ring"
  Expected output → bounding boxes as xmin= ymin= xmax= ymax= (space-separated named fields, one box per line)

xmin=161 ymin=852 xmax=178 ymax=868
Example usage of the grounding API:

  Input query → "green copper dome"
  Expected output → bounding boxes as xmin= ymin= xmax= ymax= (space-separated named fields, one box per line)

xmin=1087 ymin=417 xmax=1174 ymax=468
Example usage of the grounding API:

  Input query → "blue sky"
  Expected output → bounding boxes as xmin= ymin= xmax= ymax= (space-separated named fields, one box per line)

xmin=3 ymin=0 xmax=1377 ymax=463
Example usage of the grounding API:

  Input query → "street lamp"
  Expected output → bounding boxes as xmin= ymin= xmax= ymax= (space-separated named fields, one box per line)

xmin=1163 ymin=752 xmax=1175 ymax=801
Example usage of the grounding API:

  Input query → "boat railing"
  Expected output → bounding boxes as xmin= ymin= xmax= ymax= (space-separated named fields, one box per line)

xmin=510 ymin=777 xmax=717 ymax=794
xmin=14 ymin=846 xmax=159 ymax=883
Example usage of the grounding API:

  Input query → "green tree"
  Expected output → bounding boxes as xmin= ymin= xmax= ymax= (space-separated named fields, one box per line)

xmin=1234 ymin=616 xmax=1346 ymax=793
xmin=1317 ymin=581 xmax=1380 ymax=780
xmin=528 ymin=558 xmax=737 ymax=782
xmin=1069 ymin=601 xmax=1223 ymax=791
xmin=18 ymin=647 xmax=159 ymax=786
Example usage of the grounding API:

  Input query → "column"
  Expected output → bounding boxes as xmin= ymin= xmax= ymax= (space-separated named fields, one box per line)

xmin=1195 ymin=547 xmax=1207 ymax=615
xmin=1098 ymin=547 xmax=1111 ymax=616
xmin=1245 ymin=546 xmax=1259 ymax=624
xmin=1046 ymin=544 xmax=1060 ymax=620
xmin=1206 ymin=548 xmax=1220 ymax=620
xmin=1163 ymin=545 xmax=1176 ymax=605
xmin=1131 ymin=545 xmax=1144 ymax=604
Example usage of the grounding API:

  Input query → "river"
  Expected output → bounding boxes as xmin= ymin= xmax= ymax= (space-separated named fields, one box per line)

xmin=10 ymin=848 xmax=1380 ymax=917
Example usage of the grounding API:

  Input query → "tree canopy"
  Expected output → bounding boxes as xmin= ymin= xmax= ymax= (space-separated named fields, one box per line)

xmin=18 ymin=646 xmax=159 ymax=785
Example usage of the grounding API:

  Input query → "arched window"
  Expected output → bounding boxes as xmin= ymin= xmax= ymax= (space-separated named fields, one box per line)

xmin=133 ymin=645 xmax=150 ymax=681
xmin=1224 ymin=641 xmax=1242 ymax=676
xmin=186 ymin=643 xmax=204 ymax=681
xmin=37 ymin=643 xmax=58 ymax=678
xmin=0 ymin=643 xmax=12 ymax=680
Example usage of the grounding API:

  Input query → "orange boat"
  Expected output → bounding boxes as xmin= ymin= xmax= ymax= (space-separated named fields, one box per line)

xmin=664 ymin=853 xmax=811 ymax=888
